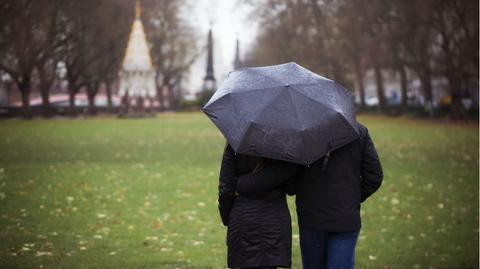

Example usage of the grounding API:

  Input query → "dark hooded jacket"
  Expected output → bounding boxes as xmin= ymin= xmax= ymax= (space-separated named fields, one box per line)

xmin=218 ymin=144 xmax=297 ymax=268
xmin=295 ymin=123 xmax=383 ymax=232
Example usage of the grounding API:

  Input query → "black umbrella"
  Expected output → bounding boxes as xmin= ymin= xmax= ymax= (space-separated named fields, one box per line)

xmin=202 ymin=62 xmax=359 ymax=166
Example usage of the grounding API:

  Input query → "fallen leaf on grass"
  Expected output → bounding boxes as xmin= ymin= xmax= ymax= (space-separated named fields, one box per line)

xmin=391 ymin=198 xmax=400 ymax=205
xmin=97 ymin=213 xmax=107 ymax=218
xmin=36 ymin=251 xmax=53 ymax=257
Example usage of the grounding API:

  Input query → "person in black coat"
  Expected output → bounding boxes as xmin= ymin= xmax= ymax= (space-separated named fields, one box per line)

xmin=295 ymin=123 xmax=383 ymax=269
xmin=218 ymin=144 xmax=297 ymax=269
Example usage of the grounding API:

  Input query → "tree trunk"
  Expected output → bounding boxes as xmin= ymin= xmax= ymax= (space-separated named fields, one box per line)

xmin=120 ymin=91 xmax=130 ymax=115
xmin=87 ymin=83 xmax=97 ymax=115
xmin=168 ymin=85 xmax=177 ymax=111
xmin=331 ymin=60 xmax=348 ymax=89
xmin=156 ymin=85 xmax=164 ymax=111
xmin=68 ymin=90 xmax=77 ymax=117
xmin=398 ymin=64 xmax=408 ymax=111
xmin=37 ymin=62 xmax=55 ymax=118
xmin=19 ymin=79 xmax=32 ymax=119
xmin=5 ymin=80 xmax=12 ymax=104
xmin=373 ymin=64 xmax=386 ymax=112
xmin=105 ymin=80 xmax=113 ymax=112
xmin=419 ymin=68 xmax=434 ymax=116
xmin=447 ymin=74 xmax=463 ymax=118
xmin=353 ymin=57 xmax=366 ymax=110
xmin=40 ymin=88 xmax=51 ymax=118
xmin=87 ymin=92 xmax=96 ymax=115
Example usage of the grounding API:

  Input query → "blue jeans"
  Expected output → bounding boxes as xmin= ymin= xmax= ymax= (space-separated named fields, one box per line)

xmin=299 ymin=228 xmax=360 ymax=269
xmin=240 ymin=267 xmax=276 ymax=269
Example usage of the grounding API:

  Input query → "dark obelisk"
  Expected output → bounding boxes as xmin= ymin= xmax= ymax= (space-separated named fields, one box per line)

xmin=233 ymin=38 xmax=242 ymax=70
xmin=203 ymin=29 xmax=216 ymax=92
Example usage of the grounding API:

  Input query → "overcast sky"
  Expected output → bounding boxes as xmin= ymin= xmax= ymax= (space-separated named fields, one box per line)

xmin=184 ymin=0 xmax=258 ymax=94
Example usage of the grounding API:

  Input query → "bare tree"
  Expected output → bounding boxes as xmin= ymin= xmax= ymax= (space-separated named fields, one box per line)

xmin=0 ymin=0 xmax=56 ymax=118
xmin=395 ymin=0 xmax=437 ymax=115
xmin=335 ymin=0 xmax=369 ymax=109
xmin=244 ymin=1 xmax=340 ymax=78
xmin=432 ymin=0 xmax=479 ymax=117
xmin=58 ymin=1 xmax=98 ymax=116
xmin=142 ymin=0 xmax=199 ymax=110
xmin=57 ymin=0 xmax=130 ymax=116
xmin=82 ymin=0 xmax=131 ymax=115
xmin=34 ymin=1 xmax=64 ymax=118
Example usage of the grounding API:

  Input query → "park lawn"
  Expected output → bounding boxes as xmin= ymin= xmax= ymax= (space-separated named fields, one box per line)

xmin=0 ymin=113 xmax=477 ymax=269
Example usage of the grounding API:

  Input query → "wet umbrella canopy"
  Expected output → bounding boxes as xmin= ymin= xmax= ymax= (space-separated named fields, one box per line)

xmin=202 ymin=62 xmax=359 ymax=166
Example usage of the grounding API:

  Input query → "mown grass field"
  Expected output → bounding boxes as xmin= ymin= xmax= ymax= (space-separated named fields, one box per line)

xmin=0 ymin=113 xmax=478 ymax=269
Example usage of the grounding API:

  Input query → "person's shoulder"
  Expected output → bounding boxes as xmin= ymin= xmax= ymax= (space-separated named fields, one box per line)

xmin=356 ymin=122 xmax=369 ymax=139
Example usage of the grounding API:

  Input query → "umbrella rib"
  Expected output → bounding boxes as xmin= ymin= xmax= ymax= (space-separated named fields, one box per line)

xmin=233 ymin=82 xmax=321 ymax=93
xmin=244 ymin=67 xmax=282 ymax=88
xmin=237 ymin=87 xmax=287 ymax=151
xmin=335 ymin=110 xmax=360 ymax=136
xmin=289 ymin=82 xmax=338 ymax=112
xmin=258 ymin=67 xmax=327 ymax=89
xmin=287 ymin=87 xmax=306 ymax=163
xmin=250 ymin=86 xmax=288 ymax=125
xmin=287 ymin=87 xmax=307 ymax=131
xmin=220 ymin=82 xmax=323 ymax=97
xmin=229 ymin=85 xmax=284 ymax=95
xmin=254 ymin=63 xmax=330 ymax=87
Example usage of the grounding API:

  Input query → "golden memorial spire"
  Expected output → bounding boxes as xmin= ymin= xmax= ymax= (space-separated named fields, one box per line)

xmin=135 ymin=0 xmax=141 ymax=19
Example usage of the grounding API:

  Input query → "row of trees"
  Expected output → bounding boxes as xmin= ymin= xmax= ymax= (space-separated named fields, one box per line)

xmin=0 ymin=0 xmax=198 ymax=118
xmin=244 ymin=0 xmax=479 ymax=117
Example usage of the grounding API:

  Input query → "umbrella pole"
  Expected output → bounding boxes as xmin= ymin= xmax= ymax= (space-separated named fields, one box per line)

xmin=321 ymin=151 xmax=330 ymax=171
xmin=321 ymin=141 xmax=333 ymax=171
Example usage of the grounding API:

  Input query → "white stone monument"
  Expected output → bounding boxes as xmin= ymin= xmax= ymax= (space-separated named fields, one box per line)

xmin=118 ymin=0 xmax=156 ymax=113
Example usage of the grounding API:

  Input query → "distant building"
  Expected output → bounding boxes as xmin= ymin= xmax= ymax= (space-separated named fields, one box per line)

xmin=118 ymin=0 xmax=156 ymax=112
xmin=202 ymin=29 xmax=216 ymax=92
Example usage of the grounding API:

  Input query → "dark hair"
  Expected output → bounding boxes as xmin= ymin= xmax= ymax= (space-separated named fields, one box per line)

xmin=225 ymin=141 xmax=265 ymax=174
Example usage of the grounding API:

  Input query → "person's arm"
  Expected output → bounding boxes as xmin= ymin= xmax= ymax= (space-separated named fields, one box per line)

xmin=236 ymin=162 xmax=297 ymax=195
xmin=281 ymin=174 xmax=297 ymax=196
xmin=218 ymin=144 xmax=237 ymax=226
xmin=360 ymin=128 xmax=383 ymax=202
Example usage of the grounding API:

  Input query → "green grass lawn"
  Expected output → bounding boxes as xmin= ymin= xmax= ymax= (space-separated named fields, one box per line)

xmin=0 ymin=113 xmax=478 ymax=269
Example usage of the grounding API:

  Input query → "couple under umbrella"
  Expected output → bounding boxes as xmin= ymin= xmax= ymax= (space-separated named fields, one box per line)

xmin=203 ymin=62 xmax=383 ymax=269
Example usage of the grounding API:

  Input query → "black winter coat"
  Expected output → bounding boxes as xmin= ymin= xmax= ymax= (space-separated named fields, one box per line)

xmin=218 ymin=144 xmax=297 ymax=268
xmin=295 ymin=123 xmax=383 ymax=232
